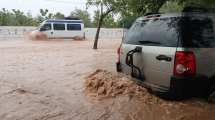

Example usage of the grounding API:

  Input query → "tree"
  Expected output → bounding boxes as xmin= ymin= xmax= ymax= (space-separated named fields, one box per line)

xmin=40 ymin=9 xmax=49 ymax=17
xmin=92 ymin=10 xmax=117 ymax=28
xmin=54 ymin=12 xmax=65 ymax=19
xmin=160 ymin=1 xmax=184 ymax=13
xmin=0 ymin=8 xmax=14 ymax=26
xmin=159 ymin=0 xmax=215 ymax=13
xmin=37 ymin=9 xmax=65 ymax=23
xmin=87 ymin=0 xmax=215 ymax=49
xmin=87 ymin=0 xmax=123 ymax=49
xmin=178 ymin=0 xmax=215 ymax=8
xmin=37 ymin=9 xmax=49 ymax=23
xmin=0 ymin=8 xmax=38 ymax=26
xmin=103 ymin=14 xmax=117 ymax=28
xmin=87 ymin=0 xmax=169 ymax=49
xmin=117 ymin=14 xmax=137 ymax=28
xmin=117 ymin=0 xmax=167 ymax=17
xmin=92 ymin=10 xmax=100 ymax=27
xmin=70 ymin=9 xmax=92 ymax=27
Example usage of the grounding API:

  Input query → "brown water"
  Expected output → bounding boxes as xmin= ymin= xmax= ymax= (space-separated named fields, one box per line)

xmin=0 ymin=39 xmax=214 ymax=120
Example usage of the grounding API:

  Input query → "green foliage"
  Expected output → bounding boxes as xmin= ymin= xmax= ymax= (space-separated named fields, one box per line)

xmin=1 ymin=0 xmax=215 ymax=27
xmin=92 ymin=10 xmax=99 ymax=27
xmin=178 ymin=0 xmax=215 ymax=8
xmin=0 ymin=8 xmax=38 ymax=26
xmin=0 ymin=8 xmax=68 ymax=26
xmin=117 ymin=14 xmax=137 ymax=28
xmin=87 ymin=0 xmax=170 ymax=28
xmin=54 ymin=12 xmax=65 ymax=19
xmin=37 ymin=9 xmax=65 ymax=23
xmin=92 ymin=10 xmax=118 ymax=28
xmin=70 ymin=9 xmax=93 ymax=27
xmin=103 ymin=14 xmax=117 ymax=28
xmin=160 ymin=0 xmax=215 ymax=13
xmin=87 ymin=0 xmax=124 ymax=12
xmin=160 ymin=1 xmax=184 ymax=13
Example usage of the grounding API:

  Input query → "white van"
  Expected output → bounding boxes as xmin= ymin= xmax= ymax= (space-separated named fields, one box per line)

xmin=36 ymin=19 xmax=85 ymax=39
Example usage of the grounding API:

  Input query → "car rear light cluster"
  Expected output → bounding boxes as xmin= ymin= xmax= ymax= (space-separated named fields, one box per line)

xmin=174 ymin=51 xmax=196 ymax=77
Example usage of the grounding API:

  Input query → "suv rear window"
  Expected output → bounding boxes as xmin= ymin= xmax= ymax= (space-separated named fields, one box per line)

xmin=123 ymin=17 xmax=180 ymax=47
xmin=124 ymin=15 xmax=215 ymax=48
xmin=179 ymin=16 xmax=215 ymax=48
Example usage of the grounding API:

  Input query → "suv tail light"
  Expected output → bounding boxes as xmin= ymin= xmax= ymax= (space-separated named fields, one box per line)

xmin=173 ymin=51 xmax=196 ymax=77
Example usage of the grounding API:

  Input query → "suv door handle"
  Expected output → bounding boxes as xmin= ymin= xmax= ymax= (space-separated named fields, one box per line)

xmin=156 ymin=55 xmax=172 ymax=62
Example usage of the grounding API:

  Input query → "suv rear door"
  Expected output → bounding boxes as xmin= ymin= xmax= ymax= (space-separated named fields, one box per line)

xmin=121 ymin=16 xmax=180 ymax=88
xmin=179 ymin=14 xmax=215 ymax=78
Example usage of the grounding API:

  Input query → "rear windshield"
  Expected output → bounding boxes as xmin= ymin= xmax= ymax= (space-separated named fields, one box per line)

xmin=124 ymin=15 xmax=215 ymax=48
xmin=179 ymin=15 xmax=215 ymax=47
xmin=123 ymin=17 xmax=180 ymax=47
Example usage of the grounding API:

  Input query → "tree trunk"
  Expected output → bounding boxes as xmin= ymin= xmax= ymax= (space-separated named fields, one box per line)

xmin=93 ymin=1 xmax=113 ymax=49
xmin=93 ymin=15 xmax=104 ymax=49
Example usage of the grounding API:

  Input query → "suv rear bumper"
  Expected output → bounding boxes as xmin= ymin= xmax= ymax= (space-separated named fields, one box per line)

xmin=116 ymin=62 xmax=122 ymax=72
xmin=117 ymin=62 xmax=214 ymax=100
xmin=159 ymin=75 xmax=213 ymax=100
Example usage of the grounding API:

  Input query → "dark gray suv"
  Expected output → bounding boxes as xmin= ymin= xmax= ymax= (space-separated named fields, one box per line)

xmin=117 ymin=7 xmax=215 ymax=99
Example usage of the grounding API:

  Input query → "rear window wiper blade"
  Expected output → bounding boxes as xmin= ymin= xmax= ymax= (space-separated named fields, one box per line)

xmin=138 ymin=40 xmax=161 ymax=45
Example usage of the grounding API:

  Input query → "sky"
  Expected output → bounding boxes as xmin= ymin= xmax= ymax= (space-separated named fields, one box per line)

xmin=0 ymin=0 xmax=97 ymax=17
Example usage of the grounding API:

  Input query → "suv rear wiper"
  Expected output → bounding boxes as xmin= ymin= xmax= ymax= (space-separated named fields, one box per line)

xmin=138 ymin=40 xmax=161 ymax=45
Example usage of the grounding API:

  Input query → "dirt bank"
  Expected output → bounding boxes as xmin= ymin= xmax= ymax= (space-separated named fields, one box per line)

xmin=85 ymin=69 xmax=153 ymax=100
xmin=85 ymin=69 xmax=215 ymax=120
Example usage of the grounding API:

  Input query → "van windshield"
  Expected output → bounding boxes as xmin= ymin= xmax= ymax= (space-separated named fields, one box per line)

xmin=179 ymin=16 xmax=215 ymax=48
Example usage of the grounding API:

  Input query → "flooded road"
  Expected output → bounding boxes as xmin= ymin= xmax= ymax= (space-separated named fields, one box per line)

xmin=0 ymin=39 xmax=215 ymax=120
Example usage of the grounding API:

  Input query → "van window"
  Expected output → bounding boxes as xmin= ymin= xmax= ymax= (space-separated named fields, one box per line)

xmin=123 ymin=17 xmax=179 ymax=47
xmin=53 ymin=23 xmax=65 ymax=30
xmin=179 ymin=16 xmax=215 ymax=47
xmin=40 ymin=24 xmax=51 ymax=31
xmin=67 ymin=24 xmax=81 ymax=31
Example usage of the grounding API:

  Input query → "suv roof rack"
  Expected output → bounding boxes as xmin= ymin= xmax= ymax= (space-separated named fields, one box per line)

xmin=182 ymin=6 xmax=215 ymax=13
xmin=144 ymin=12 xmax=162 ymax=18
xmin=182 ymin=6 xmax=208 ymax=12
xmin=64 ymin=17 xmax=80 ymax=20
xmin=144 ymin=12 xmax=161 ymax=16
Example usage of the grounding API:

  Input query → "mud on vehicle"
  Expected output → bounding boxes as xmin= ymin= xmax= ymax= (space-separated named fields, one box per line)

xmin=116 ymin=7 xmax=215 ymax=100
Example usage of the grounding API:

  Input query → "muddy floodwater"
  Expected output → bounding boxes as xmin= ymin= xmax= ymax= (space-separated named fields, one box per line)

xmin=0 ymin=39 xmax=215 ymax=120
